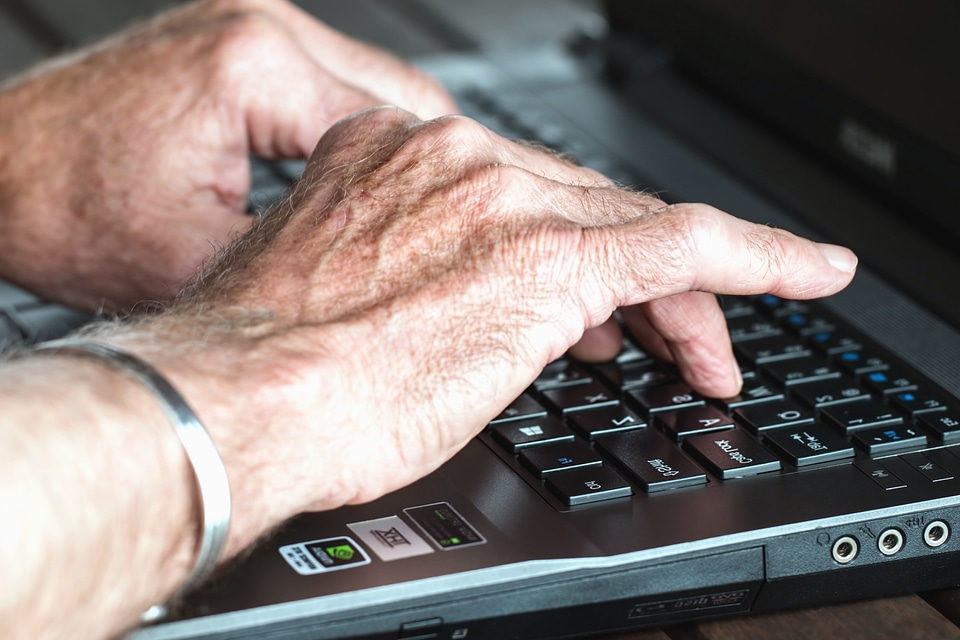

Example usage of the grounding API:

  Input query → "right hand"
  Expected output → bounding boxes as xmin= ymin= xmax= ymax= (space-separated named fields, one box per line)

xmin=105 ymin=106 xmax=857 ymax=555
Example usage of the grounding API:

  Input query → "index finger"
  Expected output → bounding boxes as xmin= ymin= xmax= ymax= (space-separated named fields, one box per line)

xmin=580 ymin=200 xmax=857 ymax=311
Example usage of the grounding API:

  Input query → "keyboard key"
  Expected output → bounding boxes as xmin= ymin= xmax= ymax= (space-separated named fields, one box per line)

xmin=820 ymin=398 xmax=902 ymax=435
xmin=807 ymin=331 xmax=862 ymax=355
xmin=900 ymin=452 xmax=954 ymax=483
xmin=545 ymin=466 xmax=633 ymax=506
xmin=9 ymin=304 xmax=91 ymax=342
xmin=0 ymin=280 xmax=39 ymax=307
xmin=626 ymin=382 xmax=704 ymax=414
xmin=519 ymin=441 xmax=603 ymax=477
xmin=734 ymin=399 xmax=815 ymax=433
xmin=781 ymin=312 xmax=835 ymax=336
xmin=719 ymin=378 xmax=785 ymax=410
xmin=655 ymin=405 xmax=734 ymax=440
xmin=834 ymin=349 xmax=890 ymax=375
xmin=888 ymin=390 xmax=951 ymax=416
xmin=755 ymin=294 xmax=805 ymax=316
xmin=568 ymin=404 xmax=645 ymax=440
xmin=762 ymin=357 xmax=841 ymax=386
xmin=598 ymin=360 xmax=676 ymax=390
xmin=595 ymin=429 xmax=707 ymax=492
xmin=856 ymin=460 xmax=908 ymax=490
xmin=764 ymin=424 xmax=854 ymax=466
xmin=534 ymin=360 xmax=592 ymax=390
xmin=0 ymin=311 xmax=23 ymax=344
xmin=683 ymin=429 xmax=782 ymax=479
xmin=540 ymin=380 xmax=619 ymax=414
xmin=490 ymin=394 xmax=547 ymax=424
xmin=615 ymin=338 xmax=649 ymax=363
xmin=917 ymin=411 xmax=960 ymax=443
xmin=735 ymin=334 xmax=811 ymax=364
xmin=862 ymin=368 xmax=918 ymax=395
xmin=726 ymin=314 xmax=781 ymax=342
xmin=719 ymin=296 xmax=756 ymax=319
xmin=490 ymin=416 xmax=574 ymax=453
xmin=852 ymin=424 xmax=927 ymax=455
xmin=792 ymin=378 xmax=871 ymax=408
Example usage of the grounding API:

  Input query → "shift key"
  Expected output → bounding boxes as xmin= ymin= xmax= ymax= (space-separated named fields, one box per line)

xmin=595 ymin=429 xmax=707 ymax=492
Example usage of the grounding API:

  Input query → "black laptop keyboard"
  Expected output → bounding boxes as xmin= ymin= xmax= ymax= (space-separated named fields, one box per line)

xmin=481 ymin=293 xmax=960 ymax=509
xmin=450 ymin=83 xmax=960 ymax=509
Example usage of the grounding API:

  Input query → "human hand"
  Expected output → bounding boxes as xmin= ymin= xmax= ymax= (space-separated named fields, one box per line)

xmin=103 ymin=107 xmax=856 ymax=552
xmin=0 ymin=0 xmax=457 ymax=312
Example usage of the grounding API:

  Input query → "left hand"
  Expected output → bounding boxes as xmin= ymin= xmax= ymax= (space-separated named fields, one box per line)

xmin=0 ymin=0 xmax=458 ymax=311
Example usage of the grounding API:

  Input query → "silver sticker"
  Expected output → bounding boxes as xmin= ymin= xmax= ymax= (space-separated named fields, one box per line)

xmin=347 ymin=515 xmax=435 ymax=561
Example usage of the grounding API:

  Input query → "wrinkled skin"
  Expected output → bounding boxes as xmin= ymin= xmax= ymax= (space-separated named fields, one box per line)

xmin=0 ymin=0 xmax=457 ymax=311
xmin=111 ymin=106 xmax=858 ymax=527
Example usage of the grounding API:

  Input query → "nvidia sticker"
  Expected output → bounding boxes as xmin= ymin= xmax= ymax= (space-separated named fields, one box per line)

xmin=279 ymin=536 xmax=371 ymax=575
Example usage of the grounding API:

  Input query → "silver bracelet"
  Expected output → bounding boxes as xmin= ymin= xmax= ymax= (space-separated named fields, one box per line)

xmin=33 ymin=339 xmax=231 ymax=621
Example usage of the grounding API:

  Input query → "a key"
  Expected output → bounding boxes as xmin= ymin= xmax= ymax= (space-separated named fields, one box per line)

xmin=626 ymin=382 xmax=704 ymax=415
xmin=545 ymin=466 xmax=633 ymax=506
xmin=490 ymin=416 xmax=574 ymax=453
xmin=763 ymin=423 xmax=854 ymax=466
xmin=568 ymin=404 xmax=646 ymax=440
xmin=655 ymin=405 xmax=735 ymax=440
xmin=490 ymin=393 xmax=548 ymax=424
xmin=518 ymin=440 xmax=603 ymax=477
xmin=820 ymin=398 xmax=902 ymax=434
xmin=595 ymin=429 xmax=707 ymax=492
xmin=683 ymin=428 xmax=782 ymax=479
xmin=852 ymin=424 xmax=927 ymax=455
xmin=540 ymin=380 xmax=619 ymax=414
xmin=734 ymin=399 xmax=816 ymax=433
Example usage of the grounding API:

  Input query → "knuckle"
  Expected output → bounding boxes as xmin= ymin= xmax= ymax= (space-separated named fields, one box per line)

xmin=412 ymin=114 xmax=493 ymax=154
xmin=205 ymin=10 xmax=287 ymax=76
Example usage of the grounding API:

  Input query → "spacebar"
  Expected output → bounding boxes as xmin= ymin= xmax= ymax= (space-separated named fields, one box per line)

xmin=595 ymin=429 xmax=708 ymax=492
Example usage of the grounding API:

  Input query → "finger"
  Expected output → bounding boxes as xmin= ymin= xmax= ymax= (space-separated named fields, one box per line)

xmin=567 ymin=316 xmax=623 ymax=362
xmin=231 ymin=33 xmax=397 ymax=159
xmin=584 ymin=201 xmax=857 ymax=310
xmin=637 ymin=293 xmax=743 ymax=398
xmin=619 ymin=305 xmax=673 ymax=362
xmin=244 ymin=0 xmax=459 ymax=118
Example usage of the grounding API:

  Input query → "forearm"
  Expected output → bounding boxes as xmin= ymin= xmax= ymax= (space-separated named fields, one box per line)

xmin=0 ymin=354 xmax=198 ymax=639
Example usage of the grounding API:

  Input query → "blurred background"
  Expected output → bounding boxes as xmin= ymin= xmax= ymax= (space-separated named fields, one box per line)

xmin=0 ymin=0 xmax=603 ymax=80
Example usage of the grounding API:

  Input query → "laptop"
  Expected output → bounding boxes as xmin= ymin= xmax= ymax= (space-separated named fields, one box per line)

xmin=99 ymin=0 xmax=959 ymax=637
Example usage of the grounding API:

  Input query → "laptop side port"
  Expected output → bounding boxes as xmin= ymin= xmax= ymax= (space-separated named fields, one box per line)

xmin=877 ymin=528 xmax=905 ymax=556
xmin=831 ymin=536 xmax=859 ymax=564
xmin=923 ymin=520 xmax=950 ymax=548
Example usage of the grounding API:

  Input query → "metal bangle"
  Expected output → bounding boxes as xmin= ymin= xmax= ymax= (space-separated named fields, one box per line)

xmin=33 ymin=339 xmax=231 ymax=621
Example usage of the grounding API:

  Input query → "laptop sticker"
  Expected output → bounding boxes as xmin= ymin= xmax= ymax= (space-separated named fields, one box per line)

xmin=347 ymin=515 xmax=435 ymax=561
xmin=278 ymin=536 xmax=371 ymax=575
xmin=404 ymin=502 xmax=486 ymax=550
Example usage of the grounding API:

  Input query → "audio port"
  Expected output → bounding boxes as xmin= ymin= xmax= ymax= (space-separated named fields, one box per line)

xmin=924 ymin=520 xmax=950 ymax=548
xmin=878 ymin=528 xmax=905 ymax=556
xmin=832 ymin=536 xmax=859 ymax=564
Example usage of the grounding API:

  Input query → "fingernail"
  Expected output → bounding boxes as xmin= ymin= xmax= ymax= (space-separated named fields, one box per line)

xmin=731 ymin=360 xmax=744 ymax=394
xmin=818 ymin=243 xmax=858 ymax=272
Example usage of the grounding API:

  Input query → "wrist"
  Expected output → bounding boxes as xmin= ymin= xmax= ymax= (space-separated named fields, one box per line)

xmin=91 ymin=313 xmax=356 ymax=555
